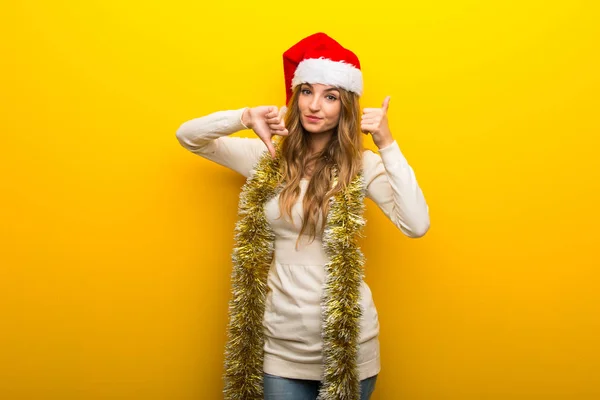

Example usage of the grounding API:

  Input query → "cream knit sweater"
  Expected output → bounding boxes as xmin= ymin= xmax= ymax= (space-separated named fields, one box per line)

xmin=176 ymin=108 xmax=430 ymax=381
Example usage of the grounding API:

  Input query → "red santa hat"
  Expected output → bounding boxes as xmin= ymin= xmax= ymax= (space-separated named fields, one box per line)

xmin=283 ymin=32 xmax=363 ymax=105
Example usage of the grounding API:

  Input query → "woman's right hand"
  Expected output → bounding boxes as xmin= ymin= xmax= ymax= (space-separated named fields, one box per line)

xmin=242 ymin=106 xmax=288 ymax=158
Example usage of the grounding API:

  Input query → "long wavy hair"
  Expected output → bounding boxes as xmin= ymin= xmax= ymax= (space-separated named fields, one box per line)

xmin=276 ymin=84 xmax=364 ymax=249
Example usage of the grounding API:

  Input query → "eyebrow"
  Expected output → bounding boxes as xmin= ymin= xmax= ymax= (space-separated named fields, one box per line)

xmin=302 ymin=83 xmax=340 ymax=93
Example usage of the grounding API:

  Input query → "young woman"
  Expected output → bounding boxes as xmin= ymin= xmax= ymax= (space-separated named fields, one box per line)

xmin=176 ymin=32 xmax=430 ymax=400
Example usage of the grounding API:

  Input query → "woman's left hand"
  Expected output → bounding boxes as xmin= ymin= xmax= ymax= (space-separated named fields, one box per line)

xmin=361 ymin=96 xmax=395 ymax=149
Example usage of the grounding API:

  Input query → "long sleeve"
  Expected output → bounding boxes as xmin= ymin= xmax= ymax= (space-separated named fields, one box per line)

xmin=175 ymin=107 xmax=268 ymax=178
xmin=363 ymin=141 xmax=430 ymax=238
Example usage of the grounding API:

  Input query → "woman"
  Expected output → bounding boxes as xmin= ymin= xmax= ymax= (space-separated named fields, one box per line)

xmin=176 ymin=32 xmax=430 ymax=400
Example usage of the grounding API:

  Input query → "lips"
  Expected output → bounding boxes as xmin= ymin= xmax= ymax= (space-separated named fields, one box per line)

xmin=306 ymin=115 xmax=322 ymax=121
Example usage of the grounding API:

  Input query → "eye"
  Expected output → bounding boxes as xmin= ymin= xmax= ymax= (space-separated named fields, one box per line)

xmin=326 ymin=94 xmax=337 ymax=101
xmin=301 ymin=89 xmax=311 ymax=95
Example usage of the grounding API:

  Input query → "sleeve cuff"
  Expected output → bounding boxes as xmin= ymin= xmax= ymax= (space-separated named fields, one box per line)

xmin=378 ymin=140 xmax=408 ymax=167
xmin=238 ymin=107 xmax=250 ymax=130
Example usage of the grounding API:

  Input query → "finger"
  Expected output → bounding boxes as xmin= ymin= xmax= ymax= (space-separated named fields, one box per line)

xmin=362 ymin=110 xmax=382 ymax=119
xmin=269 ymin=123 xmax=286 ymax=131
xmin=268 ymin=106 xmax=288 ymax=125
xmin=362 ymin=108 xmax=381 ymax=113
xmin=382 ymin=96 xmax=391 ymax=113
xmin=271 ymin=128 xmax=289 ymax=136
xmin=270 ymin=126 xmax=287 ymax=133
xmin=361 ymin=123 xmax=376 ymax=131
xmin=265 ymin=106 xmax=278 ymax=119
xmin=266 ymin=116 xmax=282 ymax=125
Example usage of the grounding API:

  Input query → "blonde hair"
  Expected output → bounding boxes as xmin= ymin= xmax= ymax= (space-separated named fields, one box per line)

xmin=276 ymin=84 xmax=364 ymax=249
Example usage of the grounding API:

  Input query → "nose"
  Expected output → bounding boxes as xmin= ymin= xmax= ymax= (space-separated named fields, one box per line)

xmin=308 ymin=95 xmax=321 ymax=112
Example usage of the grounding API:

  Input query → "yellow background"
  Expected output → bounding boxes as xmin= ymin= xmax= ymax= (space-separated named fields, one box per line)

xmin=1 ymin=0 xmax=599 ymax=399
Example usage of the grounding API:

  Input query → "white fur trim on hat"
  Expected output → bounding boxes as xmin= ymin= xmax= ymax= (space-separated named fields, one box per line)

xmin=291 ymin=57 xmax=363 ymax=95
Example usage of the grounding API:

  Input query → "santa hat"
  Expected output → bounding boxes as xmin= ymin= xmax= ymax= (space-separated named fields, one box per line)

xmin=283 ymin=32 xmax=363 ymax=104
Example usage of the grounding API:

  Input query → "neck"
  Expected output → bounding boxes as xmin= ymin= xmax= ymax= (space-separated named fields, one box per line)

xmin=308 ymin=129 xmax=334 ymax=154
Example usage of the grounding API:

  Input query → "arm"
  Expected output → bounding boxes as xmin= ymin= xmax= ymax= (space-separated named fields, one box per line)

xmin=363 ymin=140 xmax=430 ymax=238
xmin=175 ymin=107 xmax=267 ymax=178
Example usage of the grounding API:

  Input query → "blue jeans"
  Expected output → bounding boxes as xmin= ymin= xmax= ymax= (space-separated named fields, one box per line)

xmin=263 ymin=372 xmax=377 ymax=400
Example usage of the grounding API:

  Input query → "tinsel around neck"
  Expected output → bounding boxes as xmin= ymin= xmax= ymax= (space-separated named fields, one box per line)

xmin=223 ymin=140 xmax=367 ymax=400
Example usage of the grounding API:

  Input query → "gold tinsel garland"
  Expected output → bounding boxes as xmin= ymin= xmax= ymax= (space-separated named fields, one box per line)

xmin=223 ymin=140 xmax=367 ymax=400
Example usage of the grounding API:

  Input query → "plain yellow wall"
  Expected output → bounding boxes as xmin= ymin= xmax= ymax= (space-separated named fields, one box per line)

xmin=2 ymin=0 xmax=599 ymax=399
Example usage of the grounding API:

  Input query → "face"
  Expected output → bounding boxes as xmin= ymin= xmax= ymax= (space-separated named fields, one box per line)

xmin=297 ymin=83 xmax=342 ymax=134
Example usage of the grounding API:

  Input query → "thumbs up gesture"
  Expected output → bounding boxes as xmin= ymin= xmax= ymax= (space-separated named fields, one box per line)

xmin=361 ymin=96 xmax=394 ymax=149
xmin=242 ymin=106 xmax=289 ymax=158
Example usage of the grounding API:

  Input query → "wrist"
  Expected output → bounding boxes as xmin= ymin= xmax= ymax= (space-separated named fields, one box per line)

xmin=377 ymin=138 xmax=395 ymax=150
xmin=241 ymin=107 xmax=253 ymax=129
xmin=375 ymin=133 xmax=394 ymax=150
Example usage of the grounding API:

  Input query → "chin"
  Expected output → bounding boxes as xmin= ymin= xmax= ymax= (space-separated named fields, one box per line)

xmin=302 ymin=123 xmax=328 ymax=134
xmin=300 ymin=123 xmax=315 ymax=132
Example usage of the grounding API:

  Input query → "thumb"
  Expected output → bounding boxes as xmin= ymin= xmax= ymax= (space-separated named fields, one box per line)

xmin=262 ymin=137 xmax=276 ymax=159
xmin=382 ymin=96 xmax=391 ymax=113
